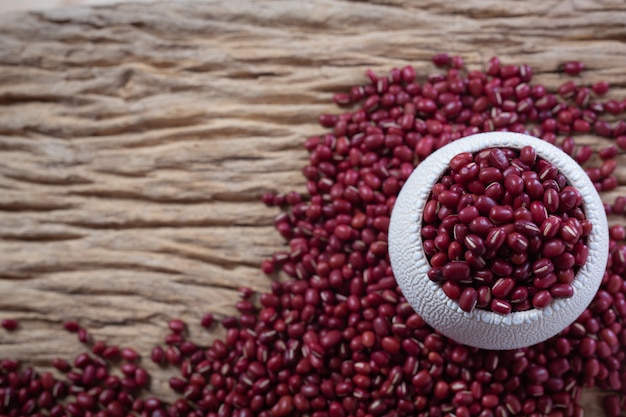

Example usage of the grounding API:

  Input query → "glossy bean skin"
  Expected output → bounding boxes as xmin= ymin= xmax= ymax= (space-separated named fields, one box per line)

xmin=423 ymin=143 xmax=590 ymax=314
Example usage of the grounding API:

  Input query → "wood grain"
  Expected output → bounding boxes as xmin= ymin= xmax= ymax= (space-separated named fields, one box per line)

xmin=0 ymin=0 xmax=625 ymax=412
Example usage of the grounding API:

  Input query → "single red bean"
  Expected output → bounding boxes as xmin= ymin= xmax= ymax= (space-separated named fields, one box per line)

xmin=488 ymin=148 xmax=509 ymax=170
xmin=412 ymin=369 xmax=432 ymax=387
xmin=482 ymin=394 xmax=500 ymax=409
xmin=475 ymin=195 xmax=497 ymax=215
xmin=464 ymin=234 xmax=486 ymax=256
xmin=438 ymin=190 xmax=461 ymax=208
xmin=542 ymin=239 xmax=566 ymax=257
xmin=458 ymin=287 xmax=478 ymax=312
xmin=458 ymin=205 xmax=479 ymax=224
xmin=478 ymin=167 xmax=503 ymax=184
xmin=320 ymin=330 xmax=342 ymax=348
xmin=450 ymin=152 xmax=474 ymax=171
xmin=476 ymin=286 xmax=492 ymax=308
xmin=120 ymin=347 xmax=139 ymax=362
xmin=543 ymin=188 xmax=559 ymax=213
xmin=532 ymin=290 xmax=552 ymax=308
xmin=514 ymin=219 xmax=540 ymax=237
xmin=525 ymin=179 xmax=544 ymax=200
xmin=533 ymin=258 xmax=555 ymax=278
xmin=563 ymin=61 xmax=584 ymax=75
xmin=507 ymin=232 xmax=529 ymax=253
xmin=561 ymin=218 xmax=582 ymax=244
xmin=491 ymin=299 xmax=512 ymax=315
xmin=465 ymin=250 xmax=487 ymax=270
xmin=442 ymin=261 xmax=471 ymax=282
xmin=485 ymin=227 xmax=507 ymax=251
xmin=1 ymin=319 xmax=18 ymax=331
xmin=432 ymin=53 xmax=451 ymax=67
xmin=381 ymin=336 xmax=401 ymax=354
xmin=469 ymin=216 xmax=494 ymax=237
xmin=62 ymin=321 xmax=81 ymax=334
xmin=550 ymin=283 xmax=574 ymax=298
xmin=540 ymin=215 xmax=562 ymax=239
xmin=442 ymin=281 xmax=462 ymax=300
xmin=492 ymin=278 xmax=515 ymax=299
xmin=592 ymin=81 xmax=609 ymax=95
xmin=489 ymin=205 xmax=514 ymax=224
xmin=504 ymin=174 xmax=523 ymax=195
xmin=510 ymin=287 xmax=529 ymax=303
xmin=578 ymin=337 xmax=596 ymax=357
xmin=423 ymin=199 xmax=439 ymax=224
xmin=520 ymin=146 xmax=537 ymax=166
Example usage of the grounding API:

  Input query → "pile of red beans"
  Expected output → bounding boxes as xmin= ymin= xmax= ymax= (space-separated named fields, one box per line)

xmin=1 ymin=54 xmax=625 ymax=417
xmin=423 ymin=146 xmax=591 ymax=314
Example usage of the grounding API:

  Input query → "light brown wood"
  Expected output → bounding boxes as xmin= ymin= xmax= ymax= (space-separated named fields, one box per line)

xmin=0 ymin=0 xmax=625 ymax=413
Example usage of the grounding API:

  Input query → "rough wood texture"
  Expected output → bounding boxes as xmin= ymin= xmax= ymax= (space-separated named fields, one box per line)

xmin=0 ymin=0 xmax=625 ymax=412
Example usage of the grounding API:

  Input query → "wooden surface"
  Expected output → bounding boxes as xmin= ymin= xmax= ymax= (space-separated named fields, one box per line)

xmin=0 ymin=0 xmax=625 ymax=412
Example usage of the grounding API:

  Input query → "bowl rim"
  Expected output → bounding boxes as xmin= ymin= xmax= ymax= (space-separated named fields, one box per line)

xmin=388 ymin=132 xmax=609 ymax=350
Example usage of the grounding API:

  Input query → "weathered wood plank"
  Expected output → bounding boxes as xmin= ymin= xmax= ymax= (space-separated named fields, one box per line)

xmin=0 ymin=0 xmax=625 ymax=412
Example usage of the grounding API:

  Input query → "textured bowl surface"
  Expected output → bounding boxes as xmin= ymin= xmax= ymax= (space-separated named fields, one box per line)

xmin=389 ymin=132 xmax=609 ymax=350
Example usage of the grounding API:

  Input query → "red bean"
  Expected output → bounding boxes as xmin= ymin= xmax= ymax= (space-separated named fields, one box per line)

xmin=412 ymin=369 xmax=432 ymax=388
xmin=442 ymin=261 xmax=471 ymax=282
xmin=561 ymin=218 xmax=582 ymax=244
xmin=579 ymin=337 xmax=597 ymax=357
xmin=423 ymin=199 xmax=439 ymax=224
xmin=504 ymin=174 xmax=524 ymax=195
xmin=442 ymin=281 xmax=462 ymax=300
xmin=542 ymin=239 xmax=566 ymax=257
xmin=510 ymin=287 xmax=529 ymax=303
xmin=532 ymin=258 xmax=555 ymax=278
xmin=469 ymin=216 xmax=494 ymax=237
xmin=1 ymin=319 xmax=18 ymax=331
xmin=458 ymin=205 xmax=479 ymax=224
xmin=563 ymin=61 xmax=584 ymax=75
xmin=591 ymin=81 xmax=609 ymax=95
xmin=514 ymin=219 xmax=540 ymax=237
xmin=63 ymin=321 xmax=80 ymax=332
xmin=464 ymin=234 xmax=486 ymax=256
xmin=450 ymin=151 xmax=473 ymax=170
xmin=599 ymin=328 xmax=618 ymax=347
xmin=478 ymin=167 xmax=503 ymax=184
xmin=525 ymin=179 xmax=544 ymax=200
xmin=540 ymin=215 xmax=562 ymax=239
xmin=120 ymin=347 xmax=139 ymax=362
xmin=458 ymin=287 xmax=478 ymax=312
xmin=491 ymin=299 xmax=512 ymax=315
xmin=438 ymin=190 xmax=460 ymax=208
xmin=543 ymin=188 xmax=560 ymax=213
xmin=492 ymin=278 xmax=515 ymax=299
xmin=475 ymin=195 xmax=497 ymax=216
xmin=550 ymin=283 xmax=574 ymax=298
xmin=538 ymin=163 xmax=558 ymax=182
xmin=507 ymin=232 xmax=529 ymax=253
xmin=485 ymin=227 xmax=507 ymax=251
xmin=489 ymin=205 xmax=514 ymax=224
xmin=320 ymin=330 xmax=342 ymax=348
xmin=531 ymin=289 xmax=554 ymax=308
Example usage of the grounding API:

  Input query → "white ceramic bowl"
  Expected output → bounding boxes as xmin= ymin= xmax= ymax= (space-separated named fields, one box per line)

xmin=389 ymin=132 xmax=609 ymax=350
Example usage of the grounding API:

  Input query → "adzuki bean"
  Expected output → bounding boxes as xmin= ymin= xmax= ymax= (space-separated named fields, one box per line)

xmin=1 ymin=53 xmax=625 ymax=417
xmin=423 ymin=145 xmax=590 ymax=313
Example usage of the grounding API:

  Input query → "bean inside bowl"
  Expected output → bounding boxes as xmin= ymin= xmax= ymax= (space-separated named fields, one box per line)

xmin=389 ymin=132 xmax=609 ymax=350
xmin=421 ymin=144 xmax=590 ymax=315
